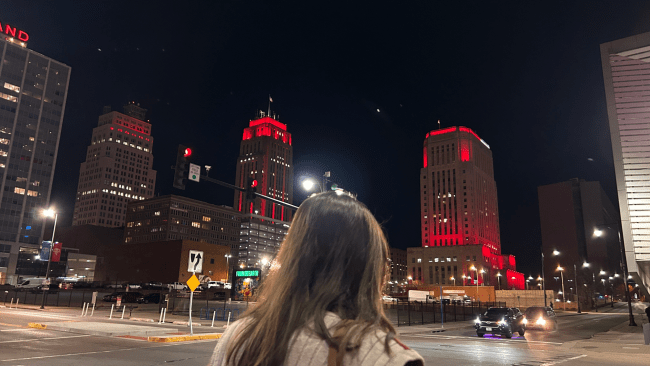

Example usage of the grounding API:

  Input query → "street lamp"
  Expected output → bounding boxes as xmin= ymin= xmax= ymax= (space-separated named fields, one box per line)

xmin=462 ymin=274 xmax=467 ymax=286
xmin=496 ymin=272 xmax=502 ymax=290
xmin=480 ymin=269 xmax=486 ymax=286
xmin=573 ymin=263 xmax=582 ymax=313
xmin=557 ymin=266 xmax=566 ymax=311
xmin=450 ymin=276 xmax=456 ymax=286
xmin=40 ymin=208 xmax=58 ymax=309
xmin=470 ymin=265 xmax=478 ymax=301
xmin=224 ymin=254 xmax=232 ymax=284
xmin=593 ymin=225 xmax=637 ymax=326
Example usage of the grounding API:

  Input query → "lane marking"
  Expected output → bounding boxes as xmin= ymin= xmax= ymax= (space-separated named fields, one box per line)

xmin=0 ymin=335 xmax=90 ymax=344
xmin=0 ymin=339 xmax=217 ymax=362
xmin=0 ymin=310 xmax=79 ymax=320
xmin=539 ymin=354 xmax=587 ymax=365
xmin=405 ymin=333 xmax=563 ymax=345
xmin=0 ymin=328 xmax=32 ymax=332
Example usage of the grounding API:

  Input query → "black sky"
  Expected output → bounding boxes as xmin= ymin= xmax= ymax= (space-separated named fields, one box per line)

xmin=4 ymin=1 xmax=650 ymax=278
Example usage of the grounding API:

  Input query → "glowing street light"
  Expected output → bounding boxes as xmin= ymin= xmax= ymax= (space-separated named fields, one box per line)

xmin=557 ymin=265 xmax=566 ymax=311
xmin=40 ymin=208 xmax=58 ymax=309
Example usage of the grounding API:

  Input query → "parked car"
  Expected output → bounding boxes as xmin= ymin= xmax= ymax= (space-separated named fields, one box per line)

xmin=102 ymin=292 xmax=143 ymax=303
xmin=127 ymin=283 xmax=142 ymax=289
xmin=144 ymin=282 xmax=163 ymax=290
xmin=105 ymin=283 xmax=123 ymax=289
xmin=137 ymin=293 xmax=162 ymax=304
xmin=15 ymin=278 xmax=46 ymax=291
xmin=167 ymin=282 xmax=187 ymax=290
xmin=524 ymin=306 xmax=557 ymax=330
xmin=475 ymin=307 xmax=526 ymax=338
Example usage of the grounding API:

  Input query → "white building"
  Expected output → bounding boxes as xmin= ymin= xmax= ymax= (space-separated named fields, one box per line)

xmin=601 ymin=32 xmax=650 ymax=297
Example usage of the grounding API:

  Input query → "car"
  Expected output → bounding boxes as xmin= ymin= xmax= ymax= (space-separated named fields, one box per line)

xmin=137 ymin=293 xmax=162 ymax=304
xmin=127 ymin=284 xmax=142 ymax=289
xmin=144 ymin=282 xmax=163 ymax=289
xmin=15 ymin=278 xmax=46 ymax=291
xmin=475 ymin=307 xmax=526 ymax=338
xmin=382 ymin=295 xmax=396 ymax=302
xmin=168 ymin=282 xmax=188 ymax=290
xmin=105 ymin=283 xmax=123 ymax=289
xmin=102 ymin=292 xmax=143 ymax=303
xmin=524 ymin=306 xmax=557 ymax=330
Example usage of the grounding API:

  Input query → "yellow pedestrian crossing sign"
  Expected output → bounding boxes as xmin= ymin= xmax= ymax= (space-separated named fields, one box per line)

xmin=186 ymin=274 xmax=200 ymax=292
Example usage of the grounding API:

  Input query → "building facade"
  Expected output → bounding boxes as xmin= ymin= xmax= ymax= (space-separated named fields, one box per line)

xmin=72 ymin=103 xmax=156 ymax=227
xmin=417 ymin=126 xmax=523 ymax=289
xmin=538 ymin=179 xmax=621 ymax=299
xmin=238 ymin=214 xmax=290 ymax=268
xmin=0 ymin=30 xmax=71 ymax=285
xmin=234 ymin=111 xmax=293 ymax=221
xmin=601 ymin=33 xmax=650 ymax=298
xmin=407 ymin=245 xmax=519 ymax=289
xmin=123 ymin=195 xmax=239 ymax=250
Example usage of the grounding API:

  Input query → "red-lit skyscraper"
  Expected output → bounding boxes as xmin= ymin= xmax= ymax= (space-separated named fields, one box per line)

xmin=234 ymin=111 xmax=293 ymax=221
xmin=410 ymin=126 xmax=524 ymax=290
xmin=421 ymin=126 xmax=500 ymax=252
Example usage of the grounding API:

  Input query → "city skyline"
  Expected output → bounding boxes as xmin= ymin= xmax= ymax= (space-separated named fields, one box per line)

xmin=3 ymin=2 xmax=650 ymax=280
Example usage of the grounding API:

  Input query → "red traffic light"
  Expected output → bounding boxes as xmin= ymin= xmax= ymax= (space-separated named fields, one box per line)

xmin=183 ymin=148 xmax=192 ymax=158
xmin=250 ymin=179 xmax=258 ymax=188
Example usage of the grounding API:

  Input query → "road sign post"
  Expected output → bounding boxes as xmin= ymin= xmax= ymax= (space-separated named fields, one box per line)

xmin=189 ymin=163 xmax=200 ymax=182
xmin=188 ymin=250 xmax=204 ymax=273
xmin=186 ymin=272 xmax=200 ymax=336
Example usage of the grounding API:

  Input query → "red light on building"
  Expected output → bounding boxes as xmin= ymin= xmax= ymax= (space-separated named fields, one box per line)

xmin=250 ymin=179 xmax=258 ymax=188
xmin=0 ymin=22 xmax=29 ymax=42
xmin=183 ymin=148 xmax=192 ymax=158
xmin=423 ymin=147 xmax=428 ymax=168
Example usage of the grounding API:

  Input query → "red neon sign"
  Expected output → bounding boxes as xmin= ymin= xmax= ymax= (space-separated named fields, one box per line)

xmin=0 ymin=22 xmax=28 ymax=42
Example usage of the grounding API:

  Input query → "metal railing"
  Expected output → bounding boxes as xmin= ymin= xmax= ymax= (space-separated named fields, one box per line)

xmin=384 ymin=299 xmax=506 ymax=326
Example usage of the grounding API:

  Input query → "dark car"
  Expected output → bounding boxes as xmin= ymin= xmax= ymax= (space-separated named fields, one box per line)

xmin=137 ymin=293 xmax=162 ymax=304
xmin=524 ymin=306 xmax=557 ymax=330
xmin=475 ymin=307 xmax=526 ymax=338
xmin=102 ymin=292 xmax=143 ymax=303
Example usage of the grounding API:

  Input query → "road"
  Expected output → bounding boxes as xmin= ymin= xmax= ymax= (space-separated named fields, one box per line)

xmin=0 ymin=302 xmax=647 ymax=365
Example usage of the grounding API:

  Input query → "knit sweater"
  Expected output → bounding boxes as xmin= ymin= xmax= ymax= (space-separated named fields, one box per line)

xmin=208 ymin=312 xmax=424 ymax=366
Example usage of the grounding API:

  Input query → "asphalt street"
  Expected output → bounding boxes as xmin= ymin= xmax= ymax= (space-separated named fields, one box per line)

xmin=0 ymin=302 xmax=647 ymax=365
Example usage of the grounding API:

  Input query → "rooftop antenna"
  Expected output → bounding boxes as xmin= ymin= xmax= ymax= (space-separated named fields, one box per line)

xmin=438 ymin=119 xmax=441 ymax=130
xmin=268 ymin=95 xmax=273 ymax=118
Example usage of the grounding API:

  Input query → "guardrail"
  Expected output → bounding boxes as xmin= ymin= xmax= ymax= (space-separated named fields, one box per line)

xmin=384 ymin=299 xmax=506 ymax=326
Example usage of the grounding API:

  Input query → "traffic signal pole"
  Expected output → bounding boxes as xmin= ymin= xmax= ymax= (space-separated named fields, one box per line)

xmin=193 ymin=174 xmax=299 ymax=211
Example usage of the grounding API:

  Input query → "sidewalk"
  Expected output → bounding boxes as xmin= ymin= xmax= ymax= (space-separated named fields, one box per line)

xmin=1 ymin=303 xmax=230 ymax=342
xmin=562 ymin=318 xmax=650 ymax=354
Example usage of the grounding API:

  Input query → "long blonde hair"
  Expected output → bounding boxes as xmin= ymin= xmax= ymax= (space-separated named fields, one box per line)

xmin=226 ymin=191 xmax=395 ymax=366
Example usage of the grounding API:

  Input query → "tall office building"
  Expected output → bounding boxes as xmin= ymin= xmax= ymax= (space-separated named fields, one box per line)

xmin=72 ymin=103 xmax=156 ymax=227
xmin=538 ymin=179 xmax=621 ymax=299
xmin=421 ymin=127 xmax=500 ymax=252
xmin=413 ymin=126 xmax=523 ymax=289
xmin=234 ymin=111 xmax=293 ymax=221
xmin=601 ymin=32 xmax=650 ymax=297
xmin=0 ymin=27 xmax=71 ymax=285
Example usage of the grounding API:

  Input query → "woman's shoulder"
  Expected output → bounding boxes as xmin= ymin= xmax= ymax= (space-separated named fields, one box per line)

xmin=323 ymin=313 xmax=424 ymax=366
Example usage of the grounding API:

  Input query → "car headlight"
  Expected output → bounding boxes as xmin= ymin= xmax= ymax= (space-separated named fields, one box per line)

xmin=522 ymin=318 xmax=528 ymax=325
xmin=498 ymin=318 xmax=508 ymax=326
xmin=536 ymin=317 xmax=546 ymax=325
xmin=475 ymin=317 xmax=481 ymax=325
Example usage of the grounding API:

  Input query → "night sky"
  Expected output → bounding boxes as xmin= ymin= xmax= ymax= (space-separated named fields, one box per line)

xmin=4 ymin=1 xmax=650 ymax=278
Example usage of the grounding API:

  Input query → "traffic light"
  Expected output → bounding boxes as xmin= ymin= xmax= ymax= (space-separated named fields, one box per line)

xmin=173 ymin=145 xmax=191 ymax=190
xmin=246 ymin=177 xmax=257 ymax=200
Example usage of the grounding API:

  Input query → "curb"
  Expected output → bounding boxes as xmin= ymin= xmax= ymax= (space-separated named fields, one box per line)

xmin=130 ymin=317 xmax=155 ymax=323
xmin=172 ymin=321 xmax=201 ymax=326
xmin=148 ymin=333 xmax=222 ymax=342
xmin=28 ymin=322 xmax=47 ymax=330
